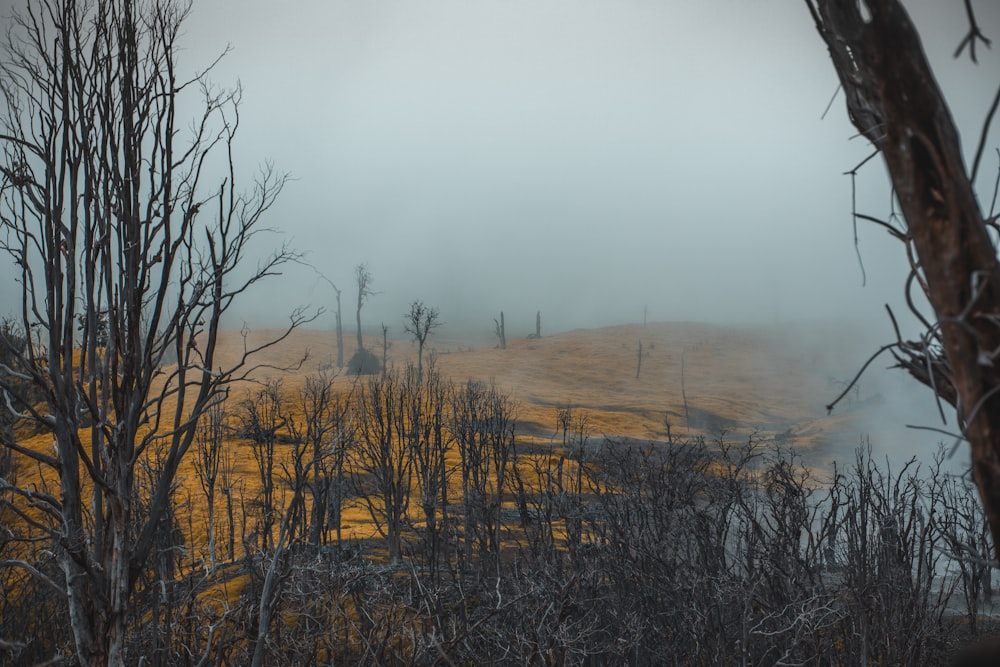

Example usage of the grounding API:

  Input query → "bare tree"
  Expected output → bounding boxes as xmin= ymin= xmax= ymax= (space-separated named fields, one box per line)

xmin=218 ymin=442 xmax=241 ymax=562
xmin=294 ymin=371 xmax=350 ymax=547
xmin=406 ymin=365 xmax=453 ymax=579
xmin=353 ymin=369 xmax=413 ymax=565
xmin=326 ymin=392 xmax=356 ymax=548
xmin=332 ymin=284 xmax=345 ymax=368
xmin=251 ymin=408 xmax=311 ymax=667
xmin=451 ymin=380 xmax=518 ymax=571
xmin=404 ymin=300 xmax=442 ymax=383
xmin=806 ymin=2 xmax=1000 ymax=556
xmin=382 ymin=322 xmax=389 ymax=376
xmin=355 ymin=263 xmax=375 ymax=351
xmin=494 ymin=311 xmax=506 ymax=349
xmin=193 ymin=395 xmax=229 ymax=573
xmin=239 ymin=381 xmax=288 ymax=553
xmin=311 ymin=268 xmax=345 ymax=368
xmin=0 ymin=1 xmax=309 ymax=663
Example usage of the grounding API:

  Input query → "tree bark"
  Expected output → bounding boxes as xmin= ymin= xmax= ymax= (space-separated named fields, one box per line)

xmin=808 ymin=0 xmax=1000 ymax=557
xmin=335 ymin=288 xmax=345 ymax=368
xmin=0 ymin=2 xmax=306 ymax=662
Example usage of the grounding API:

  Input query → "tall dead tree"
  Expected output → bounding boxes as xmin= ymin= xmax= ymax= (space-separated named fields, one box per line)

xmin=807 ymin=1 xmax=1000 ymax=557
xmin=382 ymin=322 xmax=389 ymax=376
xmin=239 ymin=381 xmax=287 ymax=553
xmin=194 ymin=396 xmax=229 ymax=574
xmin=312 ymin=269 xmax=344 ymax=368
xmin=334 ymin=284 xmax=345 ymax=368
xmin=353 ymin=369 xmax=413 ymax=565
xmin=294 ymin=371 xmax=344 ymax=546
xmin=494 ymin=311 xmax=506 ymax=349
xmin=404 ymin=300 xmax=441 ymax=383
xmin=355 ymin=262 xmax=374 ymax=351
xmin=0 ymin=1 xmax=307 ymax=664
xmin=405 ymin=364 xmax=452 ymax=580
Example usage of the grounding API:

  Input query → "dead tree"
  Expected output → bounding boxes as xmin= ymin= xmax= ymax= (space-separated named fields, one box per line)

xmin=355 ymin=263 xmax=375 ymax=351
xmin=807 ymin=1 xmax=1000 ymax=557
xmin=382 ymin=323 xmax=389 ymax=376
xmin=0 ymin=1 xmax=307 ymax=664
xmin=239 ymin=381 xmax=288 ymax=553
xmin=326 ymin=393 xmax=356 ymax=548
xmin=194 ymin=396 xmax=230 ymax=573
xmin=334 ymin=284 xmax=345 ymax=368
xmin=293 ymin=371 xmax=350 ymax=547
xmin=218 ymin=445 xmax=241 ymax=562
xmin=406 ymin=365 xmax=452 ymax=579
xmin=353 ymin=369 xmax=413 ymax=565
xmin=451 ymin=380 xmax=518 ymax=571
xmin=312 ymin=269 xmax=345 ymax=368
xmin=403 ymin=300 xmax=442 ymax=383
xmin=494 ymin=311 xmax=507 ymax=349
xmin=251 ymin=410 xmax=311 ymax=667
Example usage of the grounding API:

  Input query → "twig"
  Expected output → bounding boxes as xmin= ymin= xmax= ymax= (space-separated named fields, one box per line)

xmin=821 ymin=83 xmax=841 ymax=120
xmin=971 ymin=83 xmax=1000 ymax=184
xmin=826 ymin=342 xmax=899 ymax=413
xmin=844 ymin=149 xmax=881 ymax=286
xmin=954 ymin=0 xmax=992 ymax=63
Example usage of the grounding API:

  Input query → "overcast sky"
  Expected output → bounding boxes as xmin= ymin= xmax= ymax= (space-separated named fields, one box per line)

xmin=154 ymin=0 xmax=996 ymax=337
xmin=2 ymin=0 xmax=999 ymax=338
xmin=1 ymin=0 xmax=997 ymax=465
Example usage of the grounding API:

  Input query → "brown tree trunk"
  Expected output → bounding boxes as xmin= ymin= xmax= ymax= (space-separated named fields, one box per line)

xmin=334 ymin=287 xmax=345 ymax=368
xmin=808 ymin=1 xmax=1000 ymax=557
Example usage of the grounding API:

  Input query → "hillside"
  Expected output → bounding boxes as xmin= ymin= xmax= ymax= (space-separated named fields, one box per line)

xmin=220 ymin=320 xmax=871 ymax=464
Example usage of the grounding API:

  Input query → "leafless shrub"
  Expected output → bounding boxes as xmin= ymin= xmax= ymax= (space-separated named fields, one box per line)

xmin=4 ymin=374 xmax=995 ymax=665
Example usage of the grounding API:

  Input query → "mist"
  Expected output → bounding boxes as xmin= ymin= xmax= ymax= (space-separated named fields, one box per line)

xmin=160 ymin=1 xmax=994 ymax=334
xmin=2 ymin=0 xmax=998 ymax=467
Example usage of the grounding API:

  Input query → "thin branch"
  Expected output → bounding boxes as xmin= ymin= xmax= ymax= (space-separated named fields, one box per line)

xmin=826 ymin=342 xmax=900 ymax=413
xmin=971 ymin=83 xmax=1000 ymax=184
xmin=843 ymin=149 xmax=881 ymax=286
xmin=820 ymin=82 xmax=841 ymax=120
xmin=954 ymin=0 xmax=992 ymax=63
xmin=0 ymin=559 xmax=65 ymax=596
xmin=988 ymin=149 xmax=1000 ymax=222
xmin=854 ymin=212 xmax=907 ymax=241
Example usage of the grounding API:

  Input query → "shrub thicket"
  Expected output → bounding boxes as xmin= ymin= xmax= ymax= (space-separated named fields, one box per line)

xmin=1 ymin=367 xmax=995 ymax=665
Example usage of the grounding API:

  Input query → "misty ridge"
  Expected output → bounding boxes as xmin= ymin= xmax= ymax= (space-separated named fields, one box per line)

xmin=2 ymin=0 xmax=1000 ymax=665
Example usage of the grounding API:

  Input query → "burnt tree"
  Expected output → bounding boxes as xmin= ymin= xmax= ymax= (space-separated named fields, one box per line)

xmin=807 ymin=1 xmax=1000 ymax=556
xmin=0 ymin=1 xmax=307 ymax=664
xmin=355 ymin=263 xmax=374 ymax=352
xmin=403 ymin=300 xmax=442 ymax=383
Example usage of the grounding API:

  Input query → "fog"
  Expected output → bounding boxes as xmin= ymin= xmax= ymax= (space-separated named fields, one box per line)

xmin=160 ymin=0 xmax=998 ymax=335
xmin=177 ymin=0 xmax=996 ymax=466
xmin=3 ymin=0 xmax=999 ymax=465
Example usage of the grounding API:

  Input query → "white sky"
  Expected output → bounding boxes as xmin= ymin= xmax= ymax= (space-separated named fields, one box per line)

xmin=1 ymin=0 xmax=997 ymax=464
xmin=2 ymin=0 xmax=999 ymax=338
xmin=160 ymin=0 xmax=998 ymax=337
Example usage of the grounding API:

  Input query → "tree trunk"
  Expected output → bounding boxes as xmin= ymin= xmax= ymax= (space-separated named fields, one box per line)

xmin=335 ymin=290 xmax=345 ymax=368
xmin=808 ymin=1 xmax=1000 ymax=557
xmin=356 ymin=303 xmax=364 ymax=351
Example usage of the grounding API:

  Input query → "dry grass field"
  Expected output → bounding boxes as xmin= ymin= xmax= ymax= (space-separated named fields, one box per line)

xmin=223 ymin=320 xmax=864 ymax=460
xmin=166 ymin=318 xmax=865 ymax=551
xmin=6 ymin=320 xmax=986 ymax=666
xmin=9 ymin=319 xmax=880 ymax=553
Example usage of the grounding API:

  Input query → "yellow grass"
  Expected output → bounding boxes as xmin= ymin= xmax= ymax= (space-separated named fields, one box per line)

xmin=11 ymin=321 xmax=860 ymax=567
xmin=224 ymin=321 xmax=853 ymax=446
